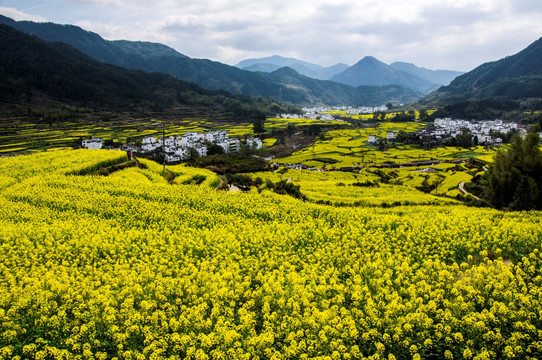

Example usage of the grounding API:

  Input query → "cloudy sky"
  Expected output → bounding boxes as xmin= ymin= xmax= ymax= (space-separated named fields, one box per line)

xmin=1 ymin=0 xmax=542 ymax=71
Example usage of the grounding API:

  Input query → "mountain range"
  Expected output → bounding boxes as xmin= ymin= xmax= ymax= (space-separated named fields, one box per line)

xmin=389 ymin=62 xmax=464 ymax=87
xmin=236 ymin=55 xmax=464 ymax=94
xmin=0 ymin=15 xmax=429 ymax=106
xmin=329 ymin=56 xmax=439 ymax=94
xmin=1 ymin=14 xmax=540 ymax=116
xmin=236 ymin=55 xmax=349 ymax=80
xmin=0 ymin=24 xmax=298 ymax=121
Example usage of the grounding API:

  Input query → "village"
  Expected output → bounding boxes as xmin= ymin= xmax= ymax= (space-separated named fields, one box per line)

xmin=367 ymin=118 xmax=525 ymax=146
xmin=82 ymin=130 xmax=263 ymax=163
xmin=419 ymin=118 xmax=522 ymax=145
xmin=278 ymin=105 xmax=389 ymax=120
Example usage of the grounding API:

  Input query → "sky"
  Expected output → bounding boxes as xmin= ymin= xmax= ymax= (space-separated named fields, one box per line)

xmin=1 ymin=0 xmax=542 ymax=72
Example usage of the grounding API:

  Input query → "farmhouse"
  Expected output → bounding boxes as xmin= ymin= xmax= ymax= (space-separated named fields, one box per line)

xmin=217 ymin=139 xmax=241 ymax=154
xmin=246 ymin=137 xmax=263 ymax=149
xmin=82 ymin=138 xmax=103 ymax=150
xmin=367 ymin=135 xmax=378 ymax=144
xmin=165 ymin=153 xmax=180 ymax=163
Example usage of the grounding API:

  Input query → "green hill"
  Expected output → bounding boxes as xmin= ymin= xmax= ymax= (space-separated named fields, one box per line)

xmin=421 ymin=36 xmax=542 ymax=106
xmin=0 ymin=24 xmax=301 ymax=121
xmin=0 ymin=15 xmax=421 ymax=106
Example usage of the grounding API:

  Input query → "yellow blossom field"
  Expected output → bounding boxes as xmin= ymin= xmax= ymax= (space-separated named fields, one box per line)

xmin=1 ymin=149 xmax=542 ymax=359
xmin=269 ymin=123 xmax=500 ymax=201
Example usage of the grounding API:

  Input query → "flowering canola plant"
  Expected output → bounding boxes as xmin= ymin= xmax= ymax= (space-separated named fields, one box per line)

xmin=1 ymin=150 xmax=542 ymax=360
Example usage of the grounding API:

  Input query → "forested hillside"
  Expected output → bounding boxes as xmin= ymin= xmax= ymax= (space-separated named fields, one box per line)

xmin=0 ymin=24 xmax=299 ymax=121
xmin=422 ymin=38 xmax=542 ymax=105
xmin=0 ymin=16 xmax=421 ymax=106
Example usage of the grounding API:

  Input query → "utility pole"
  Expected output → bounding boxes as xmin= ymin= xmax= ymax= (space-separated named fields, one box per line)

xmin=162 ymin=122 xmax=166 ymax=173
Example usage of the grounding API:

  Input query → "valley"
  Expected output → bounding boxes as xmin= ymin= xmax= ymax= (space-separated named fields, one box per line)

xmin=0 ymin=9 xmax=542 ymax=360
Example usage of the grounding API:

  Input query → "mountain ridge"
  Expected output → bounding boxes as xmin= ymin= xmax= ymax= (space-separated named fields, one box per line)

xmin=420 ymin=36 xmax=542 ymax=106
xmin=330 ymin=56 xmax=440 ymax=94
xmin=235 ymin=55 xmax=349 ymax=80
xmin=0 ymin=23 xmax=299 ymax=121
xmin=389 ymin=62 xmax=464 ymax=86
xmin=0 ymin=15 xmax=421 ymax=106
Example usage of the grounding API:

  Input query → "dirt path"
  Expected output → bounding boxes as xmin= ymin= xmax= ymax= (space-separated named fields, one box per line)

xmin=458 ymin=181 xmax=481 ymax=201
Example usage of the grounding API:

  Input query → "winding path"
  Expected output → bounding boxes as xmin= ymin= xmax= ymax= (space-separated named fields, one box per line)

xmin=458 ymin=181 xmax=482 ymax=201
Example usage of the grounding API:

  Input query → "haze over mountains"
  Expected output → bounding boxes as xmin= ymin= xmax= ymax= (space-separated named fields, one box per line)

xmin=238 ymin=55 xmax=464 ymax=94
xmin=236 ymin=55 xmax=349 ymax=81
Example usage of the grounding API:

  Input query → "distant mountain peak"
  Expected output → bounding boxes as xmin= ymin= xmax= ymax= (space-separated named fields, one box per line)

xmin=360 ymin=55 xmax=379 ymax=62
xmin=330 ymin=55 xmax=439 ymax=94
xmin=236 ymin=55 xmax=348 ymax=80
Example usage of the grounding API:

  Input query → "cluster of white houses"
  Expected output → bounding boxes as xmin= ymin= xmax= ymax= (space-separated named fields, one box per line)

xmin=140 ymin=131 xmax=262 ymax=163
xmin=276 ymin=113 xmax=335 ymax=121
xmin=277 ymin=105 xmax=390 ymax=121
xmin=366 ymin=119 xmax=523 ymax=146
xmin=301 ymin=105 xmax=388 ymax=114
xmin=346 ymin=106 xmax=388 ymax=115
xmin=427 ymin=118 xmax=521 ymax=144
xmin=82 ymin=130 xmax=263 ymax=163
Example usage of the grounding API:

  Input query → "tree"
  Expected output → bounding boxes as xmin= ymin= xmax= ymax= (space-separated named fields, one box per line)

xmin=207 ymin=143 xmax=225 ymax=156
xmin=419 ymin=109 xmax=429 ymax=122
xmin=253 ymin=120 xmax=266 ymax=134
xmin=485 ymin=132 xmax=542 ymax=210
xmin=455 ymin=129 xmax=473 ymax=148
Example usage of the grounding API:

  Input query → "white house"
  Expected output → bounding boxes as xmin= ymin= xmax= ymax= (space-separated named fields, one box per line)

xmin=194 ymin=144 xmax=208 ymax=157
xmin=478 ymin=135 xmax=493 ymax=144
xmin=206 ymin=130 xmax=228 ymax=143
xmin=216 ymin=141 xmax=229 ymax=154
xmin=175 ymin=147 xmax=191 ymax=160
xmin=159 ymin=136 xmax=176 ymax=147
xmin=142 ymin=136 xmax=156 ymax=145
xmin=367 ymin=135 xmax=378 ymax=144
xmin=82 ymin=138 xmax=103 ymax=150
xmin=141 ymin=143 xmax=160 ymax=152
xmin=180 ymin=132 xmax=206 ymax=147
xmin=165 ymin=153 xmax=180 ymax=163
xmin=246 ymin=137 xmax=263 ymax=149
xmin=227 ymin=139 xmax=241 ymax=153
xmin=386 ymin=132 xmax=396 ymax=141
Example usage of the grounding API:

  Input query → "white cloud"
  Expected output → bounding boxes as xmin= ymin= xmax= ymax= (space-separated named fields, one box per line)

xmin=2 ymin=0 xmax=542 ymax=71
xmin=0 ymin=7 xmax=48 ymax=22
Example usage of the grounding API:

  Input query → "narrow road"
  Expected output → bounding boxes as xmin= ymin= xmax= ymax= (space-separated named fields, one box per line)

xmin=458 ymin=181 xmax=481 ymax=201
